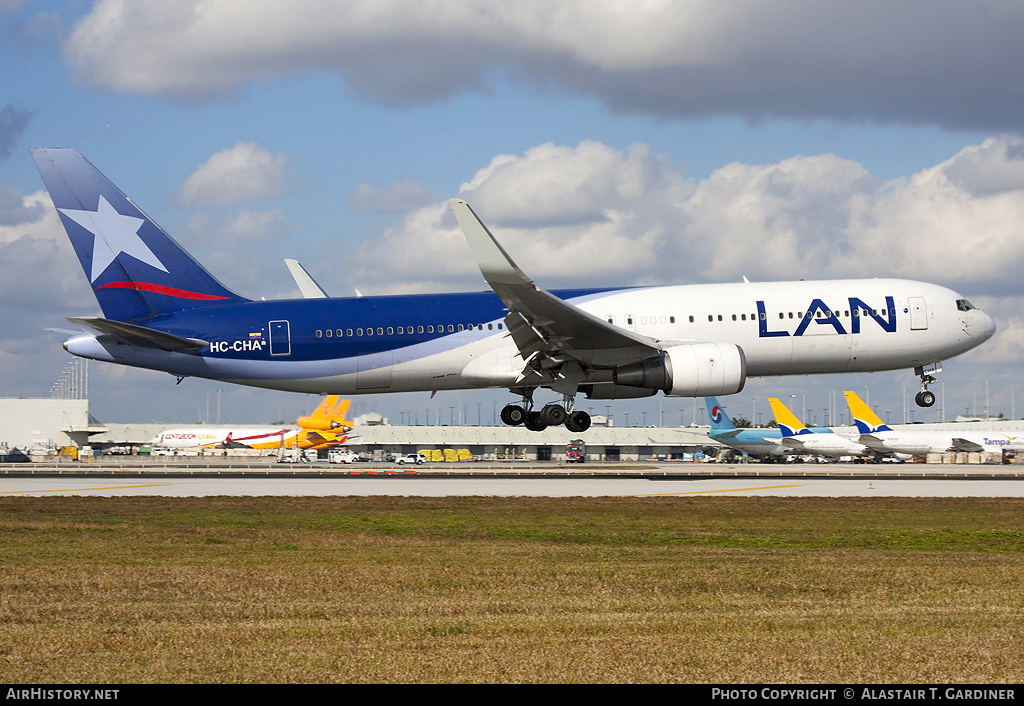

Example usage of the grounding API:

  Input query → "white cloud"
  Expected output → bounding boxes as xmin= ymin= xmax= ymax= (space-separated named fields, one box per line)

xmin=64 ymin=1 xmax=1024 ymax=130
xmin=173 ymin=142 xmax=301 ymax=208
xmin=348 ymin=180 xmax=440 ymax=213
xmin=344 ymin=136 xmax=1024 ymax=299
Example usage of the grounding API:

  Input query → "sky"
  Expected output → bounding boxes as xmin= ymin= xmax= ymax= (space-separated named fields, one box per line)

xmin=2 ymin=1 xmax=1024 ymax=429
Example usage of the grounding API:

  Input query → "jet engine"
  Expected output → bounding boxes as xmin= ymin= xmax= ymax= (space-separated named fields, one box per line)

xmin=613 ymin=342 xmax=746 ymax=397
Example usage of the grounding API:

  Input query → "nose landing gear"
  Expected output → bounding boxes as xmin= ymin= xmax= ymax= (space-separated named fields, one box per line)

xmin=914 ymin=363 xmax=941 ymax=407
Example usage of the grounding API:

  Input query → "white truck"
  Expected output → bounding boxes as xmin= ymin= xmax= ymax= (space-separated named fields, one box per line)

xmin=328 ymin=448 xmax=360 ymax=464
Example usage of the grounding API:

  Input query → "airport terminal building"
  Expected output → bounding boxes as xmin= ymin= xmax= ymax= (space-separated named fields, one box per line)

xmin=5 ymin=396 xmax=1024 ymax=463
xmin=0 ymin=396 xmax=715 ymax=462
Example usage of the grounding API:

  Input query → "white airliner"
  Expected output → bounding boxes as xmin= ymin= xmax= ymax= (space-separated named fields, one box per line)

xmin=846 ymin=391 xmax=1024 ymax=456
xmin=153 ymin=396 xmax=354 ymax=450
xmin=33 ymin=149 xmax=996 ymax=434
xmin=768 ymin=396 xmax=875 ymax=458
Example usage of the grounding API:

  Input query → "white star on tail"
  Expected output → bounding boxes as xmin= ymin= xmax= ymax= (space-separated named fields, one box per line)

xmin=59 ymin=195 xmax=169 ymax=282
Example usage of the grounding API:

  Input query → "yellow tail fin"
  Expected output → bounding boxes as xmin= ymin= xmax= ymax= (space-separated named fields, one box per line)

xmin=768 ymin=397 xmax=809 ymax=437
xmin=298 ymin=396 xmax=354 ymax=431
xmin=843 ymin=391 xmax=890 ymax=433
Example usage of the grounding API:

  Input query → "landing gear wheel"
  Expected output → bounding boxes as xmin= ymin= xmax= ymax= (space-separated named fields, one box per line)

xmin=565 ymin=411 xmax=591 ymax=433
xmin=500 ymin=404 xmax=526 ymax=426
xmin=524 ymin=411 xmax=548 ymax=432
xmin=539 ymin=403 xmax=567 ymax=427
xmin=915 ymin=390 xmax=936 ymax=408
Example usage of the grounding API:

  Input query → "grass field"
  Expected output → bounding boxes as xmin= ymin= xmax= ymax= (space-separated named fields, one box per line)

xmin=1 ymin=495 xmax=1022 ymax=683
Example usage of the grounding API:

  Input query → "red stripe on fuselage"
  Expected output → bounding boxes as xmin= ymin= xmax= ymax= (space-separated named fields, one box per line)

xmin=96 ymin=281 xmax=230 ymax=301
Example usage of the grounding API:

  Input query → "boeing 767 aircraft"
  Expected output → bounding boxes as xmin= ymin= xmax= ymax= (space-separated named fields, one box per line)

xmin=32 ymin=149 xmax=996 ymax=433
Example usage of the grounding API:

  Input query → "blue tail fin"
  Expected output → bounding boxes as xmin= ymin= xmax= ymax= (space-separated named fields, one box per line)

xmin=32 ymin=149 xmax=249 ymax=322
xmin=706 ymin=397 xmax=736 ymax=431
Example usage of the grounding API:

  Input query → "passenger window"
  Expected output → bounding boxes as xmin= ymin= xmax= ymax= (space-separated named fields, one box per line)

xmin=387 ymin=327 xmax=394 ymax=335
xmin=315 ymin=330 xmax=322 ymax=338
xmin=325 ymin=329 xmax=332 ymax=337
xmin=356 ymin=328 xmax=363 ymax=336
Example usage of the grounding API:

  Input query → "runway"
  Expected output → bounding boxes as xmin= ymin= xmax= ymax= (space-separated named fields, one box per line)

xmin=2 ymin=464 xmax=1024 ymax=497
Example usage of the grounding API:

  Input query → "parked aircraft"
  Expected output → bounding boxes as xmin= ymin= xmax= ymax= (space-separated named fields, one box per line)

xmin=706 ymin=397 xmax=832 ymax=457
xmin=845 ymin=391 xmax=1024 ymax=456
xmin=768 ymin=397 xmax=873 ymax=457
xmin=153 ymin=396 xmax=353 ymax=450
xmin=33 ymin=149 xmax=996 ymax=434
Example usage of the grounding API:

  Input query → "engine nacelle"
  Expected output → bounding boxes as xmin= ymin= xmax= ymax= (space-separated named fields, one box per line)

xmin=613 ymin=343 xmax=746 ymax=397
xmin=580 ymin=384 xmax=659 ymax=400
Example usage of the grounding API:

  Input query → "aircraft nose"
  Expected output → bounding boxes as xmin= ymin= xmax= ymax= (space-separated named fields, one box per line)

xmin=978 ymin=309 xmax=995 ymax=340
xmin=975 ymin=310 xmax=996 ymax=341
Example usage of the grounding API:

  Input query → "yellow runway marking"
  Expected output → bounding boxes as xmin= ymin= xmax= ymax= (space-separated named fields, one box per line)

xmin=626 ymin=484 xmax=804 ymax=497
xmin=1 ymin=484 xmax=174 ymax=494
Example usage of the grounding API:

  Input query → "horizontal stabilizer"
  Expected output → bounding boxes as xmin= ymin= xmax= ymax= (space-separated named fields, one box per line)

xmin=68 ymin=317 xmax=208 ymax=352
xmin=951 ymin=438 xmax=985 ymax=453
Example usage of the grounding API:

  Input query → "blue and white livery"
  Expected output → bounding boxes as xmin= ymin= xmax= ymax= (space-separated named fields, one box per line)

xmin=32 ymin=149 xmax=996 ymax=434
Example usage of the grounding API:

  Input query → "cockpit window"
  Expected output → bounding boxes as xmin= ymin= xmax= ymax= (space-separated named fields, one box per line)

xmin=956 ymin=299 xmax=976 ymax=312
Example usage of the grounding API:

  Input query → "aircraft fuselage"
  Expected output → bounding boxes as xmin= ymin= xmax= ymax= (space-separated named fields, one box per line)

xmin=65 ymin=278 xmax=992 ymax=397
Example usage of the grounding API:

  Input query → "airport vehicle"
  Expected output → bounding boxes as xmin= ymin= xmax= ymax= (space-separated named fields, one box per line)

xmin=705 ymin=396 xmax=836 ymax=457
xmin=768 ymin=397 xmax=874 ymax=458
xmin=395 ymin=453 xmax=426 ymax=465
xmin=327 ymin=448 xmax=360 ymax=464
xmin=33 ymin=149 xmax=995 ymax=435
xmin=153 ymin=395 xmax=353 ymax=450
xmin=565 ymin=439 xmax=586 ymax=463
xmin=845 ymin=391 xmax=1024 ymax=456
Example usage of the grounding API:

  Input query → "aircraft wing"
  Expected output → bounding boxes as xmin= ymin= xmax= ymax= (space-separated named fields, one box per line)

xmin=449 ymin=199 xmax=661 ymax=368
xmin=68 ymin=317 xmax=209 ymax=352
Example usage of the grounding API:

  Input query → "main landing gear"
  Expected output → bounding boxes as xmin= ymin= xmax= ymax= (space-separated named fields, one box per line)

xmin=501 ymin=391 xmax=591 ymax=433
xmin=914 ymin=363 xmax=941 ymax=407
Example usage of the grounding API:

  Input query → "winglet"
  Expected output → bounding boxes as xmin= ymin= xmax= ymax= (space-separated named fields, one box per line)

xmin=284 ymin=259 xmax=328 ymax=298
xmin=448 ymin=198 xmax=533 ymax=288
xmin=844 ymin=391 xmax=892 ymax=434
xmin=768 ymin=398 xmax=811 ymax=437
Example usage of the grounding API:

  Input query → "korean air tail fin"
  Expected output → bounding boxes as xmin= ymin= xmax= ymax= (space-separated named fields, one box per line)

xmin=298 ymin=396 xmax=354 ymax=432
xmin=843 ymin=391 xmax=892 ymax=434
xmin=705 ymin=397 xmax=737 ymax=431
xmin=768 ymin=398 xmax=812 ymax=437
xmin=32 ymin=148 xmax=249 ymax=322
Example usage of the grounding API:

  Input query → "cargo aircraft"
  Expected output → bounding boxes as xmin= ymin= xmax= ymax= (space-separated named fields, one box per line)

xmin=845 ymin=391 xmax=1024 ymax=456
xmin=32 ymin=149 xmax=996 ymax=434
xmin=153 ymin=395 xmax=353 ymax=450
xmin=768 ymin=396 xmax=875 ymax=458
xmin=705 ymin=396 xmax=831 ymax=457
